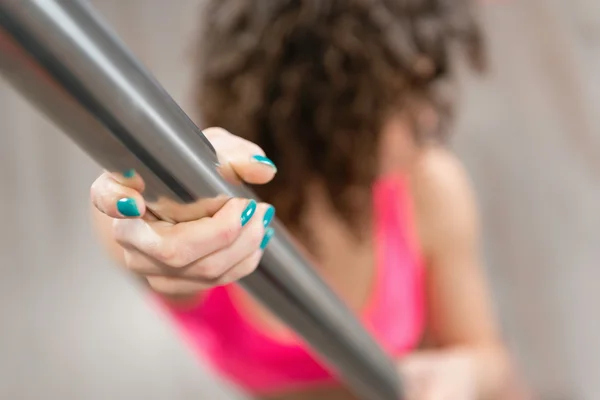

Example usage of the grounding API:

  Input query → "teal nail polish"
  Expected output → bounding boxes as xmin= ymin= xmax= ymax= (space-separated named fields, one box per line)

xmin=241 ymin=200 xmax=257 ymax=226
xmin=260 ymin=228 xmax=275 ymax=250
xmin=123 ymin=169 xmax=135 ymax=178
xmin=117 ymin=198 xmax=140 ymax=217
xmin=263 ymin=206 xmax=275 ymax=228
xmin=251 ymin=155 xmax=277 ymax=171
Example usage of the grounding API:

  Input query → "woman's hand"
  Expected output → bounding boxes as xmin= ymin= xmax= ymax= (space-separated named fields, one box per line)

xmin=398 ymin=351 xmax=478 ymax=400
xmin=90 ymin=127 xmax=278 ymax=300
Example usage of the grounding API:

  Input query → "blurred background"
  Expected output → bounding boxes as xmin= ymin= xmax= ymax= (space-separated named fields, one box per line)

xmin=1 ymin=0 xmax=599 ymax=399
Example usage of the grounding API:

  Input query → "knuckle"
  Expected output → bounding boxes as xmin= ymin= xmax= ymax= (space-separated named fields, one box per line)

xmin=154 ymin=240 xmax=196 ymax=269
xmin=218 ymin=257 xmax=259 ymax=285
xmin=149 ymin=230 xmax=183 ymax=266
xmin=90 ymin=172 xmax=109 ymax=191
xmin=90 ymin=178 xmax=108 ymax=208
xmin=112 ymin=219 xmax=143 ymax=249
xmin=248 ymin=224 xmax=264 ymax=249
xmin=112 ymin=219 xmax=128 ymax=243
xmin=215 ymin=271 xmax=236 ymax=286
xmin=121 ymin=251 xmax=138 ymax=272
xmin=89 ymin=178 xmax=101 ymax=199
xmin=199 ymin=262 xmax=225 ymax=280
xmin=202 ymin=265 xmax=222 ymax=281
xmin=92 ymin=172 xmax=117 ymax=198
xmin=141 ymin=226 xmax=197 ymax=268
xmin=248 ymin=143 xmax=264 ymax=155
xmin=152 ymin=242 xmax=179 ymax=266
xmin=253 ymin=227 xmax=265 ymax=249
xmin=217 ymin=221 xmax=241 ymax=247
xmin=203 ymin=126 xmax=230 ymax=140
xmin=240 ymin=257 xmax=260 ymax=278
xmin=113 ymin=227 xmax=139 ymax=255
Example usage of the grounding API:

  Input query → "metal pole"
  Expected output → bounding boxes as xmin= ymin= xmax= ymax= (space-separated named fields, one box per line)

xmin=0 ymin=1 xmax=404 ymax=399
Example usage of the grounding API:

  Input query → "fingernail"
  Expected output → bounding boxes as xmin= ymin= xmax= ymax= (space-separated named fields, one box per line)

xmin=263 ymin=206 xmax=275 ymax=228
xmin=123 ymin=169 xmax=135 ymax=178
xmin=251 ymin=155 xmax=277 ymax=171
xmin=117 ymin=197 xmax=140 ymax=217
xmin=260 ymin=228 xmax=275 ymax=250
xmin=241 ymin=200 xmax=257 ymax=226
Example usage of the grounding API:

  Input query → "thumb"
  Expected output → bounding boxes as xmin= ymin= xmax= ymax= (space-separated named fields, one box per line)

xmin=203 ymin=127 xmax=277 ymax=185
xmin=225 ymin=153 xmax=277 ymax=185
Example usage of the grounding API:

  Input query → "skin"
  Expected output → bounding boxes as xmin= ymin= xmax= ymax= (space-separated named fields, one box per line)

xmin=92 ymin=124 xmax=517 ymax=400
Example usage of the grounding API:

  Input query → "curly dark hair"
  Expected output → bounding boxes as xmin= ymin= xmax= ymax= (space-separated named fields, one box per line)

xmin=195 ymin=0 xmax=484 ymax=241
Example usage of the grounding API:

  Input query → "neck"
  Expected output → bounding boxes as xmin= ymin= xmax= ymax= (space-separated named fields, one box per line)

xmin=377 ymin=115 xmax=421 ymax=176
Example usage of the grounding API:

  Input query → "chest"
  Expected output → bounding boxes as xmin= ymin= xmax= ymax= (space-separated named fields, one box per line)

xmin=192 ymin=181 xmax=427 ymax=397
xmin=234 ymin=223 xmax=379 ymax=340
xmin=235 ymin=180 xmax=426 ymax=339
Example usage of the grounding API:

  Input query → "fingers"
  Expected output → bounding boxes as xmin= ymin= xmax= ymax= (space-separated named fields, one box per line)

xmin=189 ymin=203 xmax=271 ymax=278
xmin=213 ymin=249 xmax=263 ymax=286
xmin=113 ymin=197 xmax=250 ymax=266
xmin=91 ymin=171 xmax=146 ymax=219
xmin=121 ymin=203 xmax=274 ymax=279
xmin=228 ymin=154 xmax=277 ymax=185
xmin=203 ymin=127 xmax=277 ymax=185
xmin=120 ymin=202 xmax=275 ymax=297
xmin=112 ymin=168 xmax=145 ymax=192
xmin=114 ymin=198 xmax=275 ymax=268
xmin=143 ymin=249 xmax=264 ymax=297
xmin=92 ymin=126 xmax=275 ymax=223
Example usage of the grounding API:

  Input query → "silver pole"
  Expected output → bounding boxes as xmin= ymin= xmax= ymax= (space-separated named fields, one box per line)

xmin=0 ymin=1 xmax=404 ymax=399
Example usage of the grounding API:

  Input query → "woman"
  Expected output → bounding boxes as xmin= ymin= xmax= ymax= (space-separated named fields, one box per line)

xmin=91 ymin=1 xmax=515 ymax=398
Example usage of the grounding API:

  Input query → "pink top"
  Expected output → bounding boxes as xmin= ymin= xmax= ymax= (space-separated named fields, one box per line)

xmin=156 ymin=175 xmax=426 ymax=395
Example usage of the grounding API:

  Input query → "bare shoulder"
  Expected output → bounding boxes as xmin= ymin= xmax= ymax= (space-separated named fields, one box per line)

xmin=410 ymin=146 xmax=480 ymax=258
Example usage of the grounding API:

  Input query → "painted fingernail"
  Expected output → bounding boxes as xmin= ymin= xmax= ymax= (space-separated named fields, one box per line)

xmin=251 ymin=155 xmax=277 ymax=171
xmin=117 ymin=197 xmax=140 ymax=217
xmin=260 ymin=228 xmax=275 ymax=250
xmin=263 ymin=206 xmax=275 ymax=228
xmin=123 ymin=169 xmax=135 ymax=178
xmin=241 ymin=200 xmax=257 ymax=226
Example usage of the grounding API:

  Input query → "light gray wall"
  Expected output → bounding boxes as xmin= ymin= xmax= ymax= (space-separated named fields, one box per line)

xmin=0 ymin=1 xmax=598 ymax=399
xmin=454 ymin=1 xmax=600 ymax=398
